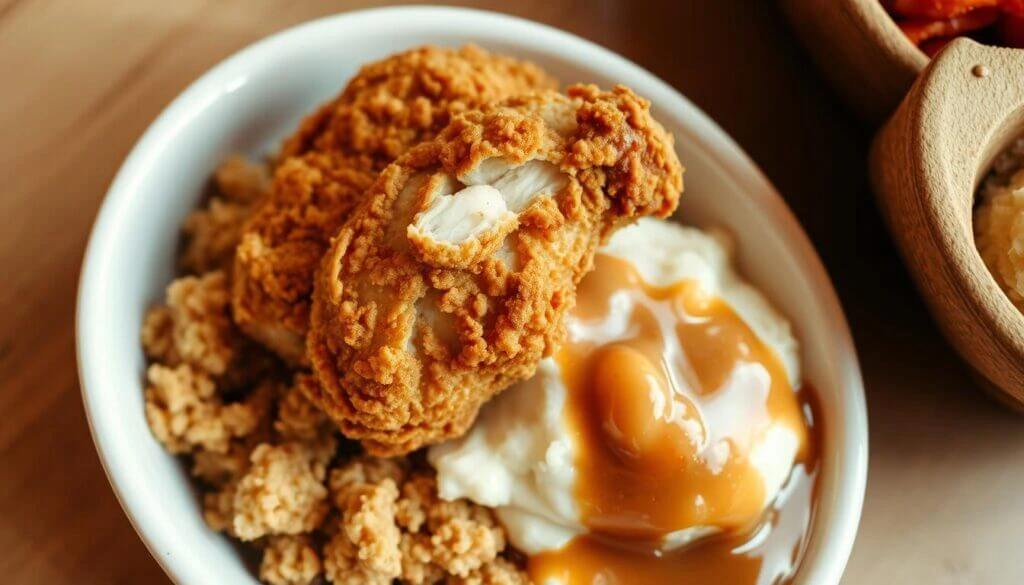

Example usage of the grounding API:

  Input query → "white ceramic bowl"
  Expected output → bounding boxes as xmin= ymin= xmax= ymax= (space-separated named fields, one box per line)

xmin=76 ymin=7 xmax=868 ymax=584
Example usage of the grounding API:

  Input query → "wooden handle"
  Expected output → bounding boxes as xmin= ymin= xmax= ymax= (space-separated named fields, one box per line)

xmin=871 ymin=38 xmax=1024 ymax=403
xmin=781 ymin=0 xmax=927 ymax=122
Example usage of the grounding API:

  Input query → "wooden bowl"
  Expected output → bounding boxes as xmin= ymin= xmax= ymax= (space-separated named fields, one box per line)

xmin=870 ymin=38 xmax=1024 ymax=404
xmin=781 ymin=0 xmax=927 ymax=123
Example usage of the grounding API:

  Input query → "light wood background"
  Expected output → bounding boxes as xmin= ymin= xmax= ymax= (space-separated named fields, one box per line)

xmin=2 ymin=1 xmax=1022 ymax=584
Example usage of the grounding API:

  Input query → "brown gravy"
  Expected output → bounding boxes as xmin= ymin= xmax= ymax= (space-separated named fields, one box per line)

xmin=529 ymin=254 xmax=820 ymax=584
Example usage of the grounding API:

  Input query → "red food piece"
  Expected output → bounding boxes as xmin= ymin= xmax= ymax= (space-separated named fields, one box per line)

xmin=1000 ymin=0 xmax=1024 ymax=16
xmin=898 ymin=7 xmax=1001 ymax=44
xmin=889 ymin=0 xmax=998 ymax=18
xmin=996 ymin=11 xmax=1024 ymax=46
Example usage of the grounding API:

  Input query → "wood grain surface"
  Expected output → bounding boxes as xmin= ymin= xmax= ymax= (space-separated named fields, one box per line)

xmin=2 ymin=1 xmax=1024 ymax=584
xmin=871 ymin=39 xmax=1024 ymax=405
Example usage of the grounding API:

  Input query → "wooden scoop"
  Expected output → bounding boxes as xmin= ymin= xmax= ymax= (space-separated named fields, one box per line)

xmin=871 ymin=38 xmax=1024 ymax=405
xmin=781 ymin=0 xmax=927 ymax=122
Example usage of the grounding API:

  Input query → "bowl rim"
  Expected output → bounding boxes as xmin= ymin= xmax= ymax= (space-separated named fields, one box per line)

xmin=76 ymin=6 xmax=869 ymax=584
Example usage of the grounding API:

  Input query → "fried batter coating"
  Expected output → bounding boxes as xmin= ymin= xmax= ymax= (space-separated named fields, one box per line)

xmin=233 ymin=46 xmax=557 ymax=364
xmin=308 ymin=84 xmax=684 ymax=455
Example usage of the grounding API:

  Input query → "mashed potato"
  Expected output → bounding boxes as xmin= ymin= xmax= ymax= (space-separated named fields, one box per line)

xmin=429 ymin=218 xmax=803 ymax=555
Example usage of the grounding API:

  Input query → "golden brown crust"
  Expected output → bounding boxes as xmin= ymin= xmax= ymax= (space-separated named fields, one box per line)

xmin=308 ymin=84 xmax=684 ymax=455
xmin=279 ymin=45 xmax=559 ymax=164
xmin=233 ymin=46 xmax=558 ymax=364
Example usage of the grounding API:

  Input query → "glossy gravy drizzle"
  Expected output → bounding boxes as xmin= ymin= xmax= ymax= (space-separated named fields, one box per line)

xmin=529 ymin=254 xmax=820 ymax=584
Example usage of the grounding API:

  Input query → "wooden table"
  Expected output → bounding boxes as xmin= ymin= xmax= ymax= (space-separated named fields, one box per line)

xmin=2 ymin=1 xmax=1022 ymax=583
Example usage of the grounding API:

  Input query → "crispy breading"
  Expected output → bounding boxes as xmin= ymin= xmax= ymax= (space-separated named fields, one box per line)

xmin=307 ymin=84 xmax=684 ymax=455
xmin=232 ymin=46 xmax=558 ymax=364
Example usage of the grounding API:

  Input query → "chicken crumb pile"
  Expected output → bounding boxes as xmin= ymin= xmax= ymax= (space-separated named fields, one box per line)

xmin=140 ymin=157 xmax=529 ymax=585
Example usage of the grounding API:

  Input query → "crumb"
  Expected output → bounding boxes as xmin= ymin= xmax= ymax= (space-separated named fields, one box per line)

xmin=181 ymin=198 xmax=255 ymax=275
xmin=142 ymin=271 xmax=240 ymax=376
xmin=232 ymin=441 xmax=335 ymax=541
xmin=181 ymin=155 xmax=271 ymax=274
xmin=143 ymin=363 xmax=260 ymax=454
xmin=191 ymin=442 xmax=250 ymax=487
xmin=323 ymin=529 xmax=395 ymax=585
xmin=397 ymin=474 xmax=508 ymax=579
xmin=260 ymin=535 xmax=323 ymax=585
xmin=339 ymin=479 xmax=403 ymax=577
xmin=216 ymin=154 xmax=273 ymax=204
xmin=449 ymin=557 xmax=532 ymax=585
xmin=317 ymin=459 xmax=527 ymax=585
xmin=328 ymin=456 xmax=409 ymax=505
xmin=203 ymin=483 xmax=238 ymax=534
xmin=399 ymin=532 xmax=445 ymax=584
xmin=274 ymin=373 xmax=336 ymax=442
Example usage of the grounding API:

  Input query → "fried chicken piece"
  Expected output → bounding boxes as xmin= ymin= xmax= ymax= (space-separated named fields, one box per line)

xmin=308 ymin=84 xmax=684 ymax=455
xmin=232 ymin=45 xmax=557 ymax=364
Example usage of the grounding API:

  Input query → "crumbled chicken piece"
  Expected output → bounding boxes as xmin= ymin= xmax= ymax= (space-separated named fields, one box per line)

xmin=274 ymin=373 xmax=336 ymax=442
xmin=399 ymin=533 xmax=447 ymax=584
xmin=232 ymin=441 xmax=334 ymax=540
xmin=191 ymin=442 xmax=251 ymax=487
xmin=143 ymin=363 xmax=260 ymax=454
xmin=141 ymin=271 xmax=240 ymax=376
xmin=396 ymin=475 xmax=508 ymax=579
xmin=323 ymin=530 xmax=395 ymax=585
xmin=449 ymin=557 xmax=532 ymax=585
xmin=260 ymin=536 xmax=323 ymax=585
xmin=181 ymin=155 xmax=271 ymax=274
xmin=318 ymin=460 xmax=526 ymax=585
xmin=233 ymin=45 xmax=557 ymax=365
xmin=308 ymin=84 xmax=684 ymax=454
xmin=341 ymin=479 xmax=404 ymax=577
xmin=216 ymin=155 xmax=274 ymax=205
xmin=202 ymin=481 xmax=239 ymax=534
xmin=181 ymin=198 xmax=255 ymax=275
